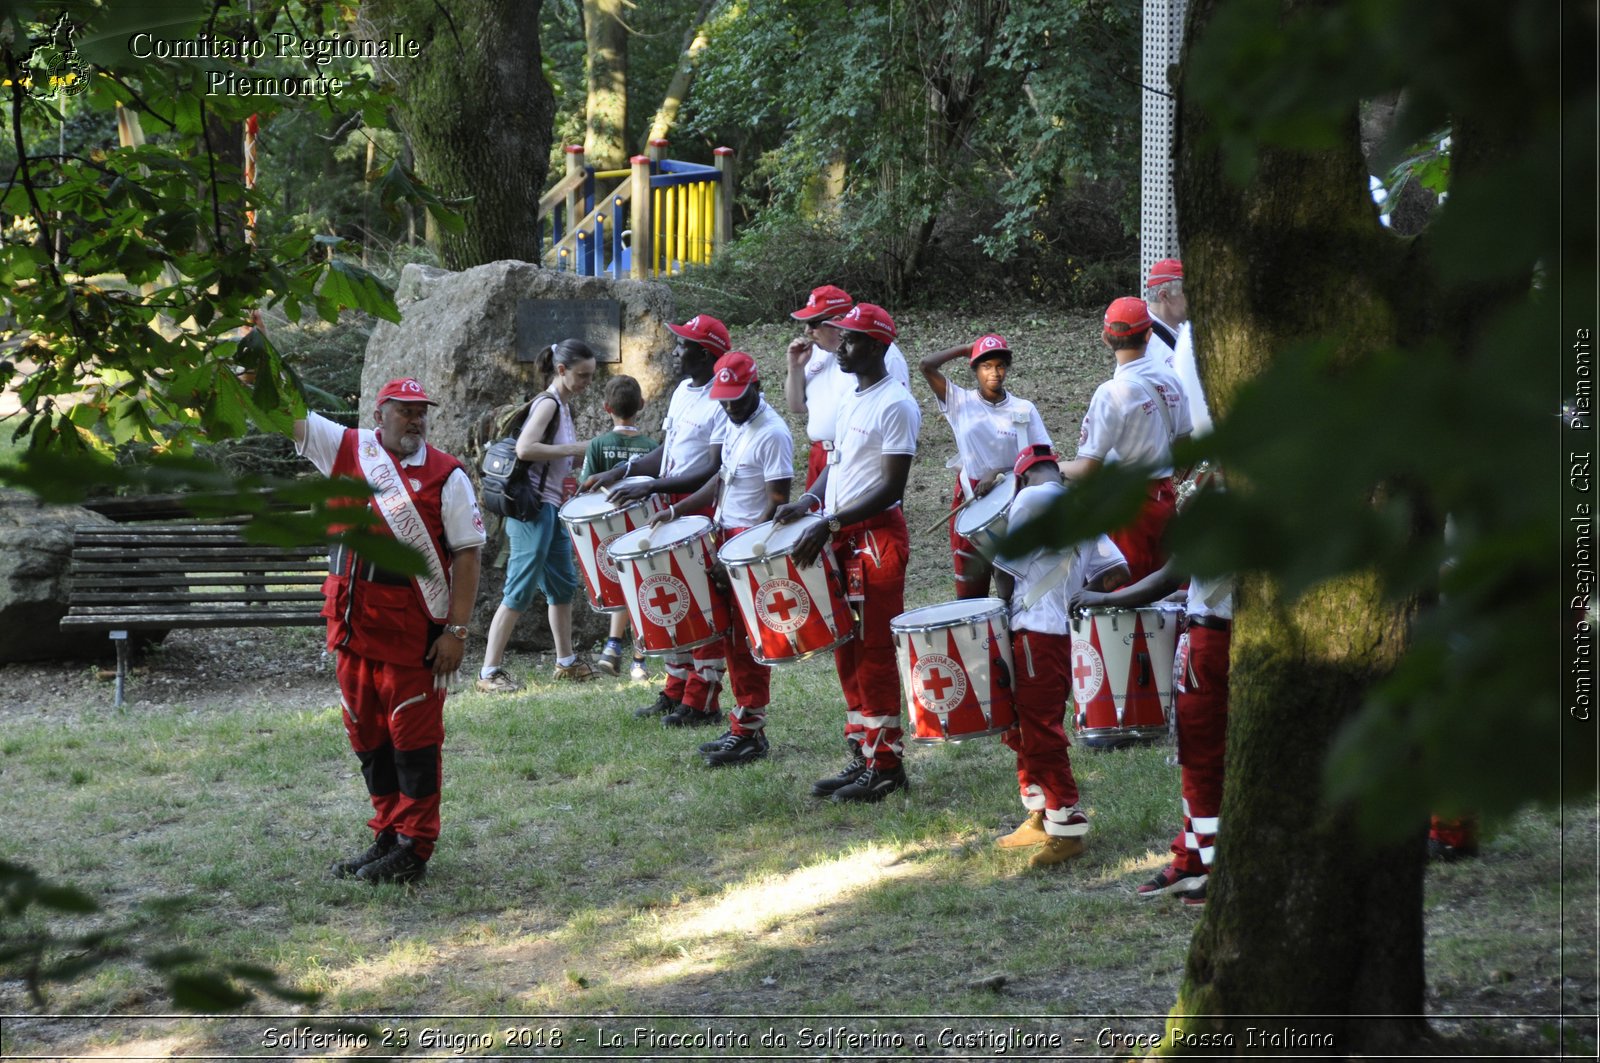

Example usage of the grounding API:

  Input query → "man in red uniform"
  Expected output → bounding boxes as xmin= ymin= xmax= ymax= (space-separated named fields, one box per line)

xmin=776 ymin=303 xmax=921 ymax=802
xmin=295 ymin=377 xmax=485 ymax=885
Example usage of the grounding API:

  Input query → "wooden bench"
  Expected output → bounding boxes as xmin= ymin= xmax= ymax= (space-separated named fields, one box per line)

xmin=60 ymin=523 xmax=328 ymax=706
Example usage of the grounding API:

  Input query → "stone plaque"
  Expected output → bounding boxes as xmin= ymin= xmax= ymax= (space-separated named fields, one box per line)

xmin=514 ymin=298 xmax=622 ymax=364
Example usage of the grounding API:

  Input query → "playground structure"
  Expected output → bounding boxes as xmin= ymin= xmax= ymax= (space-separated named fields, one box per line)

xmin=538 ymin=140 xmax=735 ymax=280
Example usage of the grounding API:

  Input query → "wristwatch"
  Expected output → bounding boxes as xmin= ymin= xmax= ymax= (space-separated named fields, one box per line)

xmin=444 ymin=624 xmax=469 ymax=640
xmin=826 ymin=515 xmax=842 ymax=534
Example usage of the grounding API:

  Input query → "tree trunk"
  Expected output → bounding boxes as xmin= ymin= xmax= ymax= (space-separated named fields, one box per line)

xmin=645 ymin=0 xmax=717 ymax=147
xmin=361 ymin=0 xmax=554 ymax=270
xmin=1164 ymin=0 xmax=1429 ymax=1053
xmin=584 ymin=0 xmax=628 ymax=169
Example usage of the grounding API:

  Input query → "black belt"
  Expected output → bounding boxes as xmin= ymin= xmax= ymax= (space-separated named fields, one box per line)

xmin=328 ymin=544 xmax=412 ymax=586
xmin=1187 ymin=614 xmax=1232 ymax=632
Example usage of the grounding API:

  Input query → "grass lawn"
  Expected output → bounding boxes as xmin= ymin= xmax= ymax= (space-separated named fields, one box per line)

xmin=0 ymin=309 xmax=1592 ymax=1057
xmin=0 ymin=625 xmax=1592 ymax=1058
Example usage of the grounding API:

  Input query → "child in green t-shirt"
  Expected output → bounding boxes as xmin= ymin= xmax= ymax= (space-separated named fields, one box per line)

xmin=580 ymin=375 xmax=658 ymax=679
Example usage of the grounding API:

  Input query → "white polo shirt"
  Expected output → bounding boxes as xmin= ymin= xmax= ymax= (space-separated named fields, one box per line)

xmin=935 ymin=379 xmax=1052 ymax=482
xmin=1185 ymin=573 xmax=1234 ymax=621
xmin=802 ymin=341 xmax=911 ymax=442
xmin=1076 ymin=358 xmax=1192 ymax=478
xmin=660 ymin=378 xmax=728 ymax=480
xmin=711 ymin=400 xmax=794 ymax=530
xmin=297 ymin=411 xmax=486 ymax=551
xmin=993 ymin=482 xmax=1125 ymax=635
xmin=824 ymin=374 xmax=921 ymax=515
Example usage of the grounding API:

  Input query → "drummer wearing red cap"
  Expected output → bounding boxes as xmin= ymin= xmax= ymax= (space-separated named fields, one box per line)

xmin=293 ymin=377 xmax=486 ymax=884
xmin=584 ymin=314 xmax=733 ymax=727
xmin=775 ymin=303 xmax=921 ymax=803
xmin=1060 ymin=297 xmax=1193 ymax=582
xmin=652 ymin=351 xmax=794 ymax=766
xmin=990 ymin=445 xmax=1129 ymax=867
xmin=918 ymin=333 xmax=1052 ymax=598
xmin=783 ymin=285 xmax=910 ymax=489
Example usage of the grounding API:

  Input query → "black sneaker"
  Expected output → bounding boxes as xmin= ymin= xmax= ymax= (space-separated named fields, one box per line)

xmin=355 ymin=836 xmax=426 ymax=885
xmin=635 ymin=692 xmax=679 ymax=718
xmin=330 ymin=831 xmax=395 ymax=879
xmin=662 ymin=705 xmax=722 ymax=728
xmin=1179 ymin=880 xmax=1207 ymax=907
xmin=810 ymin=753 xmax=869 ymax=797
xmin=699 ymin=729 xmax=737 ymax=754
xmin=705 ymin=731 xmax=769 ymax=767
xmin=831 ymin=763 xmax=909 ymax=803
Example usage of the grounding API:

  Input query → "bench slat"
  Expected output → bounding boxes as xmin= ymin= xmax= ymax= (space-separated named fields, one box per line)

xmin=60 ymin=612 xmax=325 ymax=631
xmin=69 ymin=573 xmax=326 ymax=587
xmin=67 ymin=590 xmax=326 ymax=604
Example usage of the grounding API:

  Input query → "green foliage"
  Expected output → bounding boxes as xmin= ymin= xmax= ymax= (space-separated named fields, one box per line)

xmin=1 ymin=858 xmax=318 ymax=1010
xmin=682 ymin=0 xmax=1140 ymax=301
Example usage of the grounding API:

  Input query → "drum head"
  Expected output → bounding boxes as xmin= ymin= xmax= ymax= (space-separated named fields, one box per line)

xmin=955 ymin=473 xmax=1017 ymax=536
xmin=609 ymin=514 xmax=712 ymax=560
xmin=891 ymin=597 xmax=1007 ymax=633
xmin=559 ymin=478 xmax=655 ymax=523
xmin=720 ymin=515 xmax=821 ymax=564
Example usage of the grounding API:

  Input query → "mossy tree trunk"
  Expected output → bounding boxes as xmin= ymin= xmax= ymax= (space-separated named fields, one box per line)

xmin=1163 ymin=0 xmax=1430 ymax=1053
xmin=363 ymin=0 xmax=555 ymax=270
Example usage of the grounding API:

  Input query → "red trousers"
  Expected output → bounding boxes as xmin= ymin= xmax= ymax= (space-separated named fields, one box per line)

xmin=1000 ymin=630 xmax=1083 ymax=834
xmin=335 ymin=652 xmax=446 ymax=860
xmin=1169 ymin=625 xmax=1230 ymax=873
xmin=715 ymin=525 xmax=771 ymax=735
xmin=1110 ymin=478 xmax=1177 ymax=583
xmin=805 ymin=440 xmax=829 ymax=490
xmin=949 ymin=473 xmax=992 ymax=599
xmin=831 ymin=508 xmax=909 ymax=768
xmin=1429 ymin=815 xmax=1480 ymax=851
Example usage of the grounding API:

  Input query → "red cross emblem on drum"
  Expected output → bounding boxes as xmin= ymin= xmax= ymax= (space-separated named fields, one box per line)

xmin=912 ymin=652 xmax=968 ymax=712
xmin=756 ymin=578 xmax=810 ymax=633
xmin=597 ymin=531 xmax=624 ymax=584
xmin=638 ymin=573 xmax=691 ymax=626
xmin=1070 ymin=637 xmax=1105 ymax=701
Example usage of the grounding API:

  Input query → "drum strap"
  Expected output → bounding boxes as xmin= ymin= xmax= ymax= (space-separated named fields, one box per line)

xmin=1021 ymin=548 xmax=1080 ymax=610
xmin=1133 ymin=377 xmax=1177 ymax=447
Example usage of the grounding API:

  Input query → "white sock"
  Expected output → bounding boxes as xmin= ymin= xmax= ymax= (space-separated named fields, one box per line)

xmin=557 ymin=654 xmax=577 ymax=667
xmin=479 ymin=665 xmax=499 ymax=679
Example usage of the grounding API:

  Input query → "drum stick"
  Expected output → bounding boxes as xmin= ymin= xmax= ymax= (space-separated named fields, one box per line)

xmin=921 ymin=471 xmax=1007 ymax=537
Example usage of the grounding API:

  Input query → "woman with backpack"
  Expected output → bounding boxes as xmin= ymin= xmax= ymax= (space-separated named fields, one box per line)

xmin=477 ymin=339 xmax=600 ymax=691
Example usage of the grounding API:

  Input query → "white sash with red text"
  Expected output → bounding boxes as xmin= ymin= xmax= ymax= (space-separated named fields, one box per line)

xmin=354 ymin=431 xmax=451 ymax=621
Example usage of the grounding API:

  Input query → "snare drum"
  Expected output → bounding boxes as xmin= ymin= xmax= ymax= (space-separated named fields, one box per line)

xmin=558 ymin=479 xmax=661 ymax=613
xmin=890 ymin=598 xmax=1016 ymax=743
xmin=1069 ymin=604 xmax=1181 ymax=748
xmin=718 ymin=516 xmax=854 ymax=664
xmin=607 ymin=515 xmax=730 ymax=654
xmin=953 ymin=473 xmax=1018 ymax=558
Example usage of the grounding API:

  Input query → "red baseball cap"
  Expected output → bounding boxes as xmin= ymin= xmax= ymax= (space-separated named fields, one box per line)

xmin=707 ymin=351 xmax=759 ymax=400
xmin=1103 ymin=296 xmax=1152 ymax=338
xmin=1013 ymin=444 xmax=1059 ymax=478
xmin=375 ymin=377 xmax=438 ymax=406
xmin=1147 ymin=258 xmax=1184 ymax=289
xmin=831 ymin=302 xmax=897 ymax=344
xmin=970 ymin=333 xmax=1012 ymax=365
xmin=791 ymin=285 xmax=854 ymax=322
xmin=666 ymin=314 xmax=731 ymax=355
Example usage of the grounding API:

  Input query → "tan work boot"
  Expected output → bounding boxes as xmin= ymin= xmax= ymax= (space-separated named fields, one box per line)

xmin=996 ymin=811 xmax=1048 ymax=849
xmin=1028 ymin=835 xmax=1086 ymax=869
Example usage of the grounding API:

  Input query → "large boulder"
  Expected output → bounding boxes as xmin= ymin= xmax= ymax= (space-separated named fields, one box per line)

xmin=359 ymin=262 xmax=680 ymax=649
xmin=0 ymin=493 xmax=115 ymax=663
